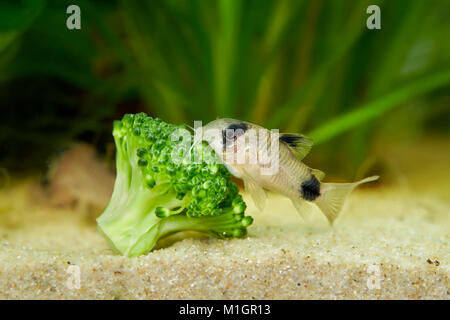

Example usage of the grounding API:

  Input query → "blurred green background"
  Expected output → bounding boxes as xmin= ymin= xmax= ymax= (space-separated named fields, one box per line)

xmin=1 ymin=0 xmax=449 ymax=177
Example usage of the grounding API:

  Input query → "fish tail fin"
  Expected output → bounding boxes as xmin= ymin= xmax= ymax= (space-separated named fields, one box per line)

xmin=315 ymin=175 xmax=379 ymax=225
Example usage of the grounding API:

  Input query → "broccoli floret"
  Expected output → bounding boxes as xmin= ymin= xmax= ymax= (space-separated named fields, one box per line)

xmin=97 ymin=113 xmax=253 ymax=257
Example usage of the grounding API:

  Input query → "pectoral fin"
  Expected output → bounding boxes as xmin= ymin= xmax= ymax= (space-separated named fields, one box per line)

xmin=243 ymin=178 xmax=267 ymax=212
xmin=279 ymin=133 xmax=314 ymax=160
xmin=291 ymin=198 xmax=314 ymax=222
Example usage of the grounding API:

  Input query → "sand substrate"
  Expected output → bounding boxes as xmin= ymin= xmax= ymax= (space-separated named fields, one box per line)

xmin=0 ymin=140 xmax=449 ymax=299
xmin=0 ymin=185 xmax=448 ymax=299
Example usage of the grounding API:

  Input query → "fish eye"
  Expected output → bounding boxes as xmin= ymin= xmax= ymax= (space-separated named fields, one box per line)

xmin=226 ymin=130 xmax=235 ymax=139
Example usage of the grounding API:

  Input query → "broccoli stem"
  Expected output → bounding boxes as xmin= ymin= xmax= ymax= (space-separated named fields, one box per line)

xmin=158 ymin=210 xmax=249 ymax=239
xmin=124 ymin=210 xmax=249 ymax=257
xmin=98 ymin=194 xmax=248 ymax=257
xmin=97 ymin=185 xmax=185 ymax=257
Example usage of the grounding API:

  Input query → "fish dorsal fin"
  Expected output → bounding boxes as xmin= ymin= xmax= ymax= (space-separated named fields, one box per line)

xmin=243 ymin=177 xmax=267 ymax=212
xmin=279 ymin=133 xmax=313 ymax=160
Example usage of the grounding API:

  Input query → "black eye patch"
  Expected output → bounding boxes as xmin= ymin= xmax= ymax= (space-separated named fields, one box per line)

xmin=222 ymin=122 xmax=248 ymax=148
xmin=227 ymin=122 xmax=248 ymax=133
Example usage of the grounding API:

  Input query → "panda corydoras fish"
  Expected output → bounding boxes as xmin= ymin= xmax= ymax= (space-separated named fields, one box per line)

xmin=201 ymin=118 xmax=379 ymax=225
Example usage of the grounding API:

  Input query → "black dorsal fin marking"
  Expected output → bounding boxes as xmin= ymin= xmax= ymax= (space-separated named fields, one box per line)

xmin=279 ymin=133 xmax=313 ymax=160
xmin=280 ymin=134 xmax=301 ymax=147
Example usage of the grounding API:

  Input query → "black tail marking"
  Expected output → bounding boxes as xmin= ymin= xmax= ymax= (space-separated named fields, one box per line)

xmin=301 ymin=175 xmax=321 ymax=201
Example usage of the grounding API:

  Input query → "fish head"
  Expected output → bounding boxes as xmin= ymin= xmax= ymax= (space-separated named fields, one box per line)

xmin=202 ymin=118 xmax=250 ymax=155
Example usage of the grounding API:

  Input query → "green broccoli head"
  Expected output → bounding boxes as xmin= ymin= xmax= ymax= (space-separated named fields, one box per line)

xmin=97 ymin=113 xmax=253 ymax=257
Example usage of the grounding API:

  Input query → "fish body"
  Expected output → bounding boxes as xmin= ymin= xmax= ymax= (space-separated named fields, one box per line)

xmin=202 ymin=118 xmax=379 ymax=225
